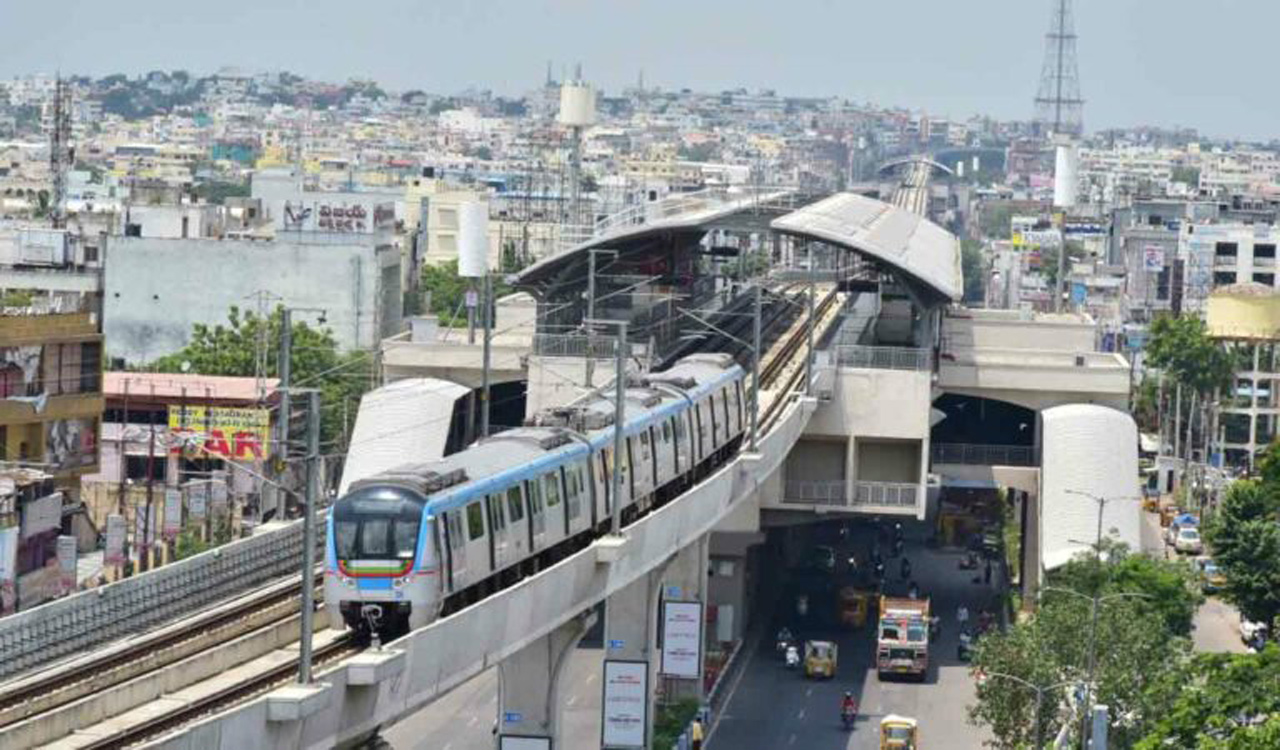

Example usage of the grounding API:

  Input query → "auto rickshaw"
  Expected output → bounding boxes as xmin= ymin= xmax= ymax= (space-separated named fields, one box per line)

xmin=879 ymin=714 xmax=919 ymax=749
xmin=803 ymin=640 xmax=838 ymax=679
xmin=838 ymin=586 xmax=872 ymax=629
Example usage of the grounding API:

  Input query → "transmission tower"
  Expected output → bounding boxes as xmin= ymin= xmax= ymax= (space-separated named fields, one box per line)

xmin=1034 ymin=0 xmax=1084 ymax=137
xmin=48 ymin=76 xmax=73 ymax=229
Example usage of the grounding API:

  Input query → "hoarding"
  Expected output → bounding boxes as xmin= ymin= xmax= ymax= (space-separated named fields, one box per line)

xmin=105 ymin=514 xmax=126 ymax=565
xmin=44 ymin=419 xmax=97 ymax=470
xmin=57 ymin=535 xmax=77 ymax=592
xmin=0 ymin=526 xmax=19 ymax=615
xmin=660 ymin=601 xmax=703 ymax=679
xmin=1143 ymin=245 xmax=1165 ymax=272
xmin=22 ymin=492 xmax=62 ymax=539
xmin=601 ymin=660 xmax=648 ymax=748
xmin=188 ymin=482 xmax=208 ymax=520
xmin=168 ymin=405 xmax=270 ymax=460
xmin=163 ymin=489 xmax=183 ymax=540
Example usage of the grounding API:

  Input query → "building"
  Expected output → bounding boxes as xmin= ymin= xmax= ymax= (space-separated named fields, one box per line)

xmin=1206 ymin=285 xmax=1280 ymax=471
xmin=102 ymin=230 xmax=403 ymax=363
xmin=1 ymin=299 xmax=103 ymax=494
xmin=80 ymin=373 xmax=279 ymax=559
xmin=0 ymin=468 xmax=70 ymax=614
xmin=1179 ymin=222 xmax=1280 ymax=314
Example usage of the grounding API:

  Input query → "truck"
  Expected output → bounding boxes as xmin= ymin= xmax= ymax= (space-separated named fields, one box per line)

xmin=876 ymin=596 xmax=930 ymax=680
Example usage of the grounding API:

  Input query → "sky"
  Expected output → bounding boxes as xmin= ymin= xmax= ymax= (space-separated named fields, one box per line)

xmin=0 ymin=0 xmax=1272 ymax=141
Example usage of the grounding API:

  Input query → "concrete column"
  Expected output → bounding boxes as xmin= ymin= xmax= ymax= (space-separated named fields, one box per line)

xmin=496 ymin=611 xmax=595 ymax=742
xmin=658 ymin=535 xmax=710 ymax=702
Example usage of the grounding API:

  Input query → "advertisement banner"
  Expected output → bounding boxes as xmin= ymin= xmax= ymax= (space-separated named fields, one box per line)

xmin=57 ymin=535 xmax=77 ymax=593
xmin=188 ymin=483 xmax=208 ymax=520
xmin=105 ymin=514 xmax=126 ymax=565
xmin=44 ymin=418 xmax=97 ymax=470
xmin=21 ymin=492 xmax=62 ymax=539
xmin=0 ymin=526 xmax=19 ymax=615
xmin=163 ymin=489 xmax=183 ymax=540
xmin=660 ymin=601 xmax=703 ymax=679
xmin=167 ymin=405 xmax=271 ymax=460
xmin=601 ymin=660 xmax=648 ymax=748
xmin=1143 ymin=245 xmax=1165 ymax=272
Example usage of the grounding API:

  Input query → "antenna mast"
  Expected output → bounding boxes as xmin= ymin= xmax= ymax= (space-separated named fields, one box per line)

xmin=1034 ymin=0 xmax=1084 ymax=136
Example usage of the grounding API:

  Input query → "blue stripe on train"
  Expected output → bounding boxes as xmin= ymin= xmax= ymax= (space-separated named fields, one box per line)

xmin=358 ymin=577 xmax=394 ymax=591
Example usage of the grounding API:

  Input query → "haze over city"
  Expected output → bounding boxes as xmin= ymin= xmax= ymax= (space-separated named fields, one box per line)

xmin=2 ymin=0 xmax=1277 ymax=139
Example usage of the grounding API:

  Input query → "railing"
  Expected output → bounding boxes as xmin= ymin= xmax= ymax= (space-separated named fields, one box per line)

xmin=836 ymin=345 xmax=931 ymax=371
xmin=782 ymin=480 xmax=920 ymax=509
xmin=530 ymin=332 xmax=652 ymax=362
xmin=931 ymin=442 xmax=1039 ymax=467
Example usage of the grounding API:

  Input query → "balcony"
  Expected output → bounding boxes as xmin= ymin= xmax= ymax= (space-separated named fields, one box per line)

xmin=931 ymin=442 xmax=1039 ymax=467
xmin=781 ymin=479 xmax=920 ymax=513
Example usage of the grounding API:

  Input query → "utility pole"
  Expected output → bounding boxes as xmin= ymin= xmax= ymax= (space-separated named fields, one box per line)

xmin=480 ymin=271 xmax=493 ymax=438
xmin=276 ymin=307 xmax=292 ymax=520
xmin=586 ymin=249 xmax=597 ymax=387
xmin=611 ymin=322 xmax=628 ymax=535
xmin=806 ymin=243 xmax=816 ymax=396
xmin=750 ymin=285 xmax=761 ymax=451
xmin=142 ymin=383 xmax=157 ymax=572
xmin=299 ymin=389 xmax=320 ymax=684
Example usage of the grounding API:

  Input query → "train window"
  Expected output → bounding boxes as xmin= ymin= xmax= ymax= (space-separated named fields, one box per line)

xmin=720 ymin=390 xmax=730 ymax=427
xmin=544 ymin=473 xmax=562 ymax=507
xmin=334 ymin=521 xmax=358 ymax=558
xmin=506 ymin=487 xmax=524 ymax=522
xmin=662 ymin=420 xmax=672 ymax=443
xmin=640 ymin=431 xmax=651 ymax=461
xmin=362 ymin=518 xmax=391 ymax=556
xmin=487 ymin=494 xmax=506 ymax=531
xmin=394 ymin=520 xmax=418 ymax=558
xmin=566 ymin=466 xmax=583 ymax=519
xmin=527 ymin=479 xmax=544 ymax=514
xmin=466 ymin=502 xmax=485 ymax=541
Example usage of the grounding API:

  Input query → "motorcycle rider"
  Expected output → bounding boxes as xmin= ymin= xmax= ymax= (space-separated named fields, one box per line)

xmin=776 ymin=626 xmax=793 ymax=653
xmin=840 ymin=691 xmax=858 ymax=725
xmin=785 ymin=644 xmax=800 ymax=668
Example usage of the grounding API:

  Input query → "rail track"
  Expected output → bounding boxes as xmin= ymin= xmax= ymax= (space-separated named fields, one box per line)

xmin=81 ymin=634 xmax=361 ymax=750
xmin=758 ymin=284 xmax=842 ymax=433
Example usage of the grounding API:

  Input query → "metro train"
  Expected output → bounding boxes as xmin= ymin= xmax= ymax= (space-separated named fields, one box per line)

xmin=324 ymin=353 xmax=747 ymax=637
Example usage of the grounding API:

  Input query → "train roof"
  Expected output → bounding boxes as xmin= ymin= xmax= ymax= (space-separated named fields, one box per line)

xmin=347 ymin=353 xmax=743 ymax=515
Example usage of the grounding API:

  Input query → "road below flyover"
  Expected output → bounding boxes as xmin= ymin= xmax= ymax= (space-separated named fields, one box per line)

xmin=708 ymin=522 xmax=995 ymax=749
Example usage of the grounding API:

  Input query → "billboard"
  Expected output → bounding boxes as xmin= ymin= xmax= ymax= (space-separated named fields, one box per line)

xmin=660 ymin=601 xmax=703 ymax=679
xmin=163 ymin=489 xmax=183 ymax=540
xmin=187 ymin=482 xmax=208 ymax=520
xmin=1143 ymin=245 xmax=1165 ymax=272
xmin=105 ymin=514 xmax=126 ymax=565
xmin=44 ymin=419 xmax=97 ymax=471
xmin=168 ymin=405 xmax=270 ymax=460
xmin=22 ymin=492 xmax=62 ymax=539
xmin=602 ymin=660 xmax=648 ymax=748
xmin=282 ymin=198 xmax=395 ymax=234
xmin=57 ymin=535 xmax=77 ymax=592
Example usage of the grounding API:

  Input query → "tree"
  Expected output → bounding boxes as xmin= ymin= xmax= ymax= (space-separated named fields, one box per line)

xmin=970 ymin=545 xmax=1195 ymax=747
xmin=1205 ymin=480 xmax=1280 ymax=628
xmin=420 ymin=260 xmax=512 ymax=328
xmin=1146 ymin=315 xmax=1234 ymax=397
xmin=961 ymin=239 xmax=987 ymax=303
xmin=1170 ymin=166 xmax=1201 ymax=188
xmin=149 ymin=306 xmax=372 ymax=447
xmin=1136 ymin=647 xmax=1280 ymax=749
xmin=978 ymin=204 xmax=1015 ymax=240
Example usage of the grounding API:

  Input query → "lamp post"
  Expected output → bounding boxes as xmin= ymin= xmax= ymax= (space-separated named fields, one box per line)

xmin=981 ymin=671 xmax=1077 ymax=749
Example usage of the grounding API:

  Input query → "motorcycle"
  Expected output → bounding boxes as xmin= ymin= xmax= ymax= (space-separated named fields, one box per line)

xmin=785 ymin=645 xmax=800 ymax=670
xmin=958 ymin=551 xmax=980 ymax=570
xmin=958 ymin=629 xmax=975 ymax=661
xmin=841 ymin=705 xmax=857 ymax=730
xmin=928 ymin=616 xmax=941 ymax=642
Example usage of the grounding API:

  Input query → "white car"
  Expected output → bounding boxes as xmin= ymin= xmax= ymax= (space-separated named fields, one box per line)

xmin=1174 ymin=527 xmax=1203 ymax=554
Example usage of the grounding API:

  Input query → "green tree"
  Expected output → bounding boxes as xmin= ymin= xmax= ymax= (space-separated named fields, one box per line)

xmin=961 ymin=238 xmax=987 ymax=303
xmin=1146 ymin=315 xmax=1234 ymax=397
xmin=420 ymin=260 xmax=511 ymax=328
xmin=173 ymin=526 xmax=211 ymax=560
xmin=978 ymin=204 xmax=1015 ymax=239
xmin=1051 ymin=542 xmax=1203 ymax=637
xmin=149 ymin=306 xmax=372 ymax=446
xmin=1205 ymin=480 xmax=1280 ymax=628
xmin=1136 ymin=647 xmax=1280 ymax=749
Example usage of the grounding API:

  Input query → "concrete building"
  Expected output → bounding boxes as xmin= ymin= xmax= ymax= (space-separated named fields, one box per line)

xmin=1180 ymin=221 xmax=1280 ymax=314
xmin=1206 ymin=285 xmax=1280 ymax=471
xmin=102 ymin=231 xmax=402 ymax=363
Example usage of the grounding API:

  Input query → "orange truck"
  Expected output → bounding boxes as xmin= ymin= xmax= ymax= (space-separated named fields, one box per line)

xmin=876 ymin=596 xmax=930 ymax=680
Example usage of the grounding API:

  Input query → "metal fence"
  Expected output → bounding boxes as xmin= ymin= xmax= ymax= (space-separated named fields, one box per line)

xmin=931 ymin=443 xmax=1039 ymax=467
xmin=0 ymin=516 xmax=321 ymax=681
xmin=835 ymin=345 xmax=931 ymax=371
xmin=782 ymin=480 xmax=919 ymax=509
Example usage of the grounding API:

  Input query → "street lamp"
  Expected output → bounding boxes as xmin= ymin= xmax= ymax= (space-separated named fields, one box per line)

xmin=981 ymin=670 xmax=1078 ymax=749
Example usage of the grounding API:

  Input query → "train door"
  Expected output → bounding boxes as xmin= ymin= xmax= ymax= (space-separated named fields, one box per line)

xmin=444 ymin=510 xmax=467 ymax=592
xmin=462 ymin=500 xmax=489 ymax=580
xmin=486 ymin=494 xmax=509 ymax=570
xmin=565 ymin=461 xmax=588 ymax=535
xmin=525 ymin=478 xmax=547 ymax=549
xmin=505 ymin=485 xmax=529 ymax=560
xmin=598 ymin=451 xmax=612 ymax=521
xmin=541 ymin=471 xmax=566 ymax=542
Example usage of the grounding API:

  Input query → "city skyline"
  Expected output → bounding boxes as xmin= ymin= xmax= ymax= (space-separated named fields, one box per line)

xmin=1 ymin=0 xmax=1275 ymax=141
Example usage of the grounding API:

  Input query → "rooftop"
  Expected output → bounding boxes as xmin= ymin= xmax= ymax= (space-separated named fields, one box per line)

xmin=103 ymin=372 xmax=278 ymax=403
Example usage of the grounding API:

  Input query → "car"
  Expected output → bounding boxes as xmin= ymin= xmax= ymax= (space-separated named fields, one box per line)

xmin=1174 ymin=527 xmax=1203 ymax=555
xmin=1200 ymin=561 xmax=1226 ymax=593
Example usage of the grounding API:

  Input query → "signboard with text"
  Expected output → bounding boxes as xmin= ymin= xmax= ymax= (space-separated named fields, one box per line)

xmin=660 ymin=601 xmax=703 ymax=679
xmin=168 ymin=405 xmax=270 ymax=460
xmin=601 ymin=660 xmax=648 ymax=748
xmin=163 ymin=489 xmax=183 ymax=540
xmin=105 ymin=514 xmax=126 ymax=565
xmin=1143 ymin=245 xmax=1165 ymax=272
xmin=57 ymin=535 xmax=77 ymax=593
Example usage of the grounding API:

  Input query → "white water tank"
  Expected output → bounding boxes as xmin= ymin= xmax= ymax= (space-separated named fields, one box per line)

xmin=457 ymin=201 xmax=489 ymax=278
xmin=1054 ymin=142 xmax=1078 ymax=209
xmin=558 ymin=81 xmax=596 ymax=127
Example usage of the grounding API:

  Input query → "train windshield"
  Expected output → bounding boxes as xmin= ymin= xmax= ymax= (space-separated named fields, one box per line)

xmin=333 ymin=487 xmax=425 ymax=560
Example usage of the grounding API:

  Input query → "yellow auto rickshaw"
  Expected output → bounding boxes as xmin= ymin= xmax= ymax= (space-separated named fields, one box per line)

xmin=880 ymin=714 xmax=918 ymax=749
xmin=838 ymin=586 xmax=872 ymax=629
xmin=803 ymin=640 xmax=838 ymax=679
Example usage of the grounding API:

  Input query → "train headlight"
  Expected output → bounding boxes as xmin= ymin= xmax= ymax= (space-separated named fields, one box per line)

xmin=343 ymin=577 xmax=355 ymax=588
xmin=393 ymin=577 xmax=406 ymax=589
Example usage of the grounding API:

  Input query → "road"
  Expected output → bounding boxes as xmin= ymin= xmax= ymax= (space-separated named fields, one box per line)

xmin=709 ymin=527 xmax=995 ymax=749
xmin=380 ymin=648 xmax=603 ymax=750
xmin=1139 ymin=508 xmax=1245 ymax=655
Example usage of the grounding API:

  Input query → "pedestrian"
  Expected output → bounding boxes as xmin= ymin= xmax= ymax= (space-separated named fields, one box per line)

xmin=984 ymin=560 xmax=992 ymax=585
xmin=957 ymin=604 xmax=970 ymax=628
xmin=691 ymin=717 xmax=704 ymax=750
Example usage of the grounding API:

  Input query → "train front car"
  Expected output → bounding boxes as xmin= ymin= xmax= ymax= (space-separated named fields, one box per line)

xmin=324 ymin=479 xmax=443 ymax=639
